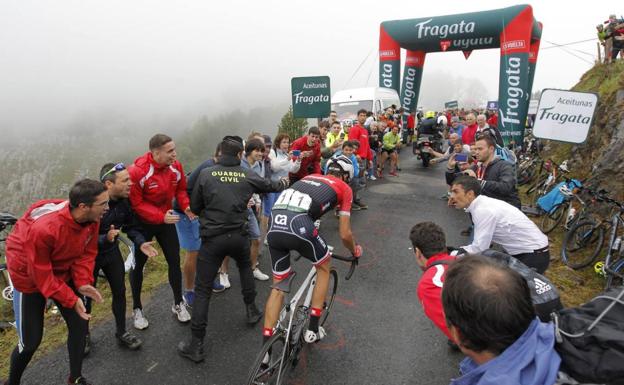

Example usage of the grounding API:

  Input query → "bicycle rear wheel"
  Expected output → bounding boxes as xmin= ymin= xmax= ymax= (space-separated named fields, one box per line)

xmin=319 ymin=269 xmax=338 ymax=327
xmin=245 ymin=331 xmax=293 ymax=385
xmin=562 ymin=221 xmax=605 ymax=269
xmin=606 ymin=259 xmax=624 ymax=290
xmin=539 ymin=202 xmax=568 ymax=234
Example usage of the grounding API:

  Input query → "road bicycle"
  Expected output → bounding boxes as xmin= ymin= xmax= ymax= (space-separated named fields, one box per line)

xmin=539 ymin=183 xmax=607 ymax=235
xmin=0 ymin=212 xmax=17 ymax=331
xmin=562 ymin=196 xmax=624 ymax=276
xmin=245 ymin=250 xmax=358 ymax=385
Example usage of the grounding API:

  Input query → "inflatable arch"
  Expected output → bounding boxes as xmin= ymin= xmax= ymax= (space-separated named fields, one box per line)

xmin=379 ymin=4 xmax=542 ymax=144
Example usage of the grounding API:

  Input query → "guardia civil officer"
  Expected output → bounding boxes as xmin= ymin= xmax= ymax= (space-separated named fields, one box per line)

xmin=178 ymin=135 xmax=289 ymax=363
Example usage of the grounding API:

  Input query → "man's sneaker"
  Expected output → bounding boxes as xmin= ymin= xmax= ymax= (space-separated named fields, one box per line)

xmin=213 ymin=279 xmax=225 ymax=293
xmin=68 ymin=376 xmax=93 ymax=385
xmin=219 ymin=272 xmax=231 ymax=289
xmin=351 ymin=202 xmax=361 ymax=211
xmin=172 ymin=302 xmax=191 ymax=323
xmin=354 ymin=200 xmax=368 ymax=210
xmin=313 ymin=219 xmax=321 ymax=229
xmin=263 ymin=238 xmax=269 ymax=246
xmin=253 ymin=268 xmax=269 ymax=281
xmin=389 ymin=171 xmax=398 ymax=177
xmin=303 ymin=326 xmax=326 ymax=344
xmin=183 ymin=290 xmax=196 ymax=307
xmin=246 ymin=303 xmax=263 ymax=325
xmin=116 ymin=331 xmax=142 ymax=350
xmin=177 ymin=337 xmax=205 ymax=363
xmin=133 ymin=308 xmax=149 ymax=330
xmin=368 ymin=174 xmax=377 ymax=181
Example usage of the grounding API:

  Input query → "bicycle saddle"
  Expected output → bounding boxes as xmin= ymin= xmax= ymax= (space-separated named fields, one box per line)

xmin=271 ymin=272 xmax=298 ymax=293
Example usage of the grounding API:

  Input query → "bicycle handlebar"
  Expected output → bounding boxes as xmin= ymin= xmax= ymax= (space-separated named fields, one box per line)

xmin=331 ymin=253 xmax=359 ymax=281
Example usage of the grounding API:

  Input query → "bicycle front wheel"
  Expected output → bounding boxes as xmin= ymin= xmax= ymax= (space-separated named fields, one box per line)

xmin=245 ymin=331 xmax=292 ymax=385
xmin=319 ymin=269 xmax=338 ymax=327
xmin=562 ymin=221 xmax=605 ymax=269
xmin=606 ymin=259 xmax=624 ymax=290
xmin=539 ymin=202 xmax=568 ymax=234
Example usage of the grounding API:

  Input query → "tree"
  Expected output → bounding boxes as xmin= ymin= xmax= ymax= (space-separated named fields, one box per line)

xmin=277 ymin=106 xmax=308 ymax=139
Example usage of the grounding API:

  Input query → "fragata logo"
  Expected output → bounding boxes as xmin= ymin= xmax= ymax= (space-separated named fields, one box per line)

xmin=381 ymin=63 xmax=394 ymax=88
xmin=499 ymin=56 xmax=523 ymax=127
xmin=293 ymin=92 xmax=329 ymax=105
xmin=402 ymin=67 xmax=418 ymax=109
xmin=415 ymin=18 xmax=475 ymax=39
xmin=502 ymin=40 xmax=526 ymax=51
xmin=439 ymin=40 xmax=451 ymax=51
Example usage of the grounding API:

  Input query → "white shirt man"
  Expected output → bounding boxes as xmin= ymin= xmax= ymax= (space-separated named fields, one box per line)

xmin=450 ymin=175 xmax=550 ymax=273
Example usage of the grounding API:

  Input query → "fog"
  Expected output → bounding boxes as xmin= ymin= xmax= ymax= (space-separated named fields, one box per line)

xmin=0 ymin=0 xmax=615 ymax=137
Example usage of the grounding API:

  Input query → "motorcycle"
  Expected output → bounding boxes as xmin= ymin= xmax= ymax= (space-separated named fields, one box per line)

xmin=413 ymin=134 xmax=442 ymax=167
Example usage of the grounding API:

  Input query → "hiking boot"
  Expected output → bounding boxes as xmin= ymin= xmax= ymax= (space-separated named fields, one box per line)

xmin=116 ymin=331 xmax=142 ymax=350
xmin=133 ymin=308 xmax=149 ymax=330
xmin=68 ymin=376 xmax=93 ymax=385
xmin=83 ymin=333 xmax=91 ymax=357
xmin=303 ymin=326 xmax=326 ymax=344
xmin=177 ymin=337 xmax=205 ymax=363
xmin=172 ymin=302 xmax=191 ymax=323
xmin=246 ymin=303 xmax=263 ymax=325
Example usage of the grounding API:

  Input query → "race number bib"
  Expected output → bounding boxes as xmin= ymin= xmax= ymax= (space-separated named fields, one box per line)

xmin=273 ymin=189 xmax=312 ymax=212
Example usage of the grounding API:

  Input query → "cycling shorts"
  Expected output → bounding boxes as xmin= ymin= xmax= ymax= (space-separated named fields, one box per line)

xmin=381 ymin=147 xmax=396 ymax=154
xmin=266 ymin=209 xmax=330 ymax=280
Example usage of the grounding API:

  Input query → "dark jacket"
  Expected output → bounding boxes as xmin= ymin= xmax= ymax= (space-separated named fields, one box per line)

xmin=172 ymin=158 xmax=216 ymax=212
xmin=191 ymin=155 xmax=287 ymax=238
xmin=98 ymin=198 xmax=147 ymax=256
xmin=417 ymin=117 xmax=440 ymax=136
xmin=472 ymin=157 xmax=521 ymax=209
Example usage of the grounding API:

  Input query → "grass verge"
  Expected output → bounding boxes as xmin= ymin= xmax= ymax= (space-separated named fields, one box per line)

xmin=0 ymin=249 xmax=175 ymax=379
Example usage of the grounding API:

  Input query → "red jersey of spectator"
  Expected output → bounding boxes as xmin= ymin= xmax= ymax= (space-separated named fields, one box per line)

xmin=487 ymin=113 xmax=498 ymax=128
xmin=348 ymin=124 xmax=373 ymax=161
xmin=462 ymin=123 xmax=478 ymax=145
xmin=128 ymin=152 xmax=190 ymax=224
xmin=5 ymin=199 xmax=98 ymax=308
xmin=289 ymin=135 xmax=321 ymax=180
xmin=416 ymin=253 xmax=456 ymax=340
xmin=407 ymin=114 xmax=416 ymax=130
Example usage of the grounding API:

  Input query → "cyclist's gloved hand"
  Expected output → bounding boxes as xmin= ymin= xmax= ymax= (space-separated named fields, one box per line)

xmin=353 ymin=244 xmax=363 ymax=259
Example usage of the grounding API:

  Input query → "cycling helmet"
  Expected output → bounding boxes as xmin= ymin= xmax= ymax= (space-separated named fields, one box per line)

xmin=327 ymin=155 xmax=354 ymax=181
xmin=425 ymin=110 xmax=436 ymax=119
xmin=437 ymin=115 xmax=448 ymax=126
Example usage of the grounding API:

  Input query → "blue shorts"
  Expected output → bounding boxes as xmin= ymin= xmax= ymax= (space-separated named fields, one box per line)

xmin=174 ymin=211 xmax=201 ymax=251
xmin=247 ymin=208 xmax=261 ymax=240
xmin=263 ymin=192 xmax=279 ymax=217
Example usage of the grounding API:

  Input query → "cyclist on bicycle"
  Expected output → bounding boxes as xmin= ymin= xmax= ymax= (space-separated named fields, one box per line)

xmin=262 ymin=155 xmax=363 ymax=345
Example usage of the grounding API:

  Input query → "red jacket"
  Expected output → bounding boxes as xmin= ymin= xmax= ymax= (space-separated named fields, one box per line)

xmin=462 ymin=123 xmax=478 ymax=145
xmin=416 ymin=253 xmax=456 ymax=339
xmin=348 ymin=124 xmax=373 ymax=161
xmin=128 ymin=152 xmax=190 ymax=224
xmin=289 ymin=136 xmax=321 ymax=180
xmin=407 ymin=115 xmax=416 ymax=130
xmin=487 ymin=113 xmax=498 ymax=129
xmin=6 ymin=199 xmax=98 ymax=308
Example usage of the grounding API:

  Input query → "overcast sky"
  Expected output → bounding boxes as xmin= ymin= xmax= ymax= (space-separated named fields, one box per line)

xmin=0 ymin=0 xmax=615 ymax=132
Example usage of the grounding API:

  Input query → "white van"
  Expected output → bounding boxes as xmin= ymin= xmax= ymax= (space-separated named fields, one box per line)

xmin=331 ymin=87 xmax=400 ymax=122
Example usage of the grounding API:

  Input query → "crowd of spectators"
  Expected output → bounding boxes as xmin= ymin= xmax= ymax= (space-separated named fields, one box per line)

xmin=597 ymin=14 xmax=624 ymax=63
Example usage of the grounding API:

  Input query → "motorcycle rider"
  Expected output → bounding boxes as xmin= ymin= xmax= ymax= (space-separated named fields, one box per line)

xmin=414 ymin=111 xmax=443 ymax=158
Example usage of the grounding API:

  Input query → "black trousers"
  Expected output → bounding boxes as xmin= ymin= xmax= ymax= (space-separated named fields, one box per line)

xmin=9 ymin=287 xmax=88 ymax=384
xmin=191 ymin=231 xmax=256 ymax=340
xmin=513 ymin=249 xmax=550 ymax=274
xmin=85 ymin=247 xmax=127 ymax=335
xmin=130 ymin=223 xmax=183 ymax=309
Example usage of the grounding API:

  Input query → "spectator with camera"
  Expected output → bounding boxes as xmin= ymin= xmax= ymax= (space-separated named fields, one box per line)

xmin=463 ymin=133 xmax=521 ymax=209
xmin=289 ymin=126 xmax=322 ymax=184
xmin=449 ymin=176 xmax=550 ymax=273
xmin=443 ymin=255 xmax=560 ymax=385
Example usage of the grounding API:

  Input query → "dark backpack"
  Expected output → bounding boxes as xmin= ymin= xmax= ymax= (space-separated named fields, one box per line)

xmin=552 ymin=286 xmax=624 ymax=385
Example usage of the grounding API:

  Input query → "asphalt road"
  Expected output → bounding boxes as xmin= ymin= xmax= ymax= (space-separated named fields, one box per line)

xmin=22 ymin=150 xmax=471 ymax=385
